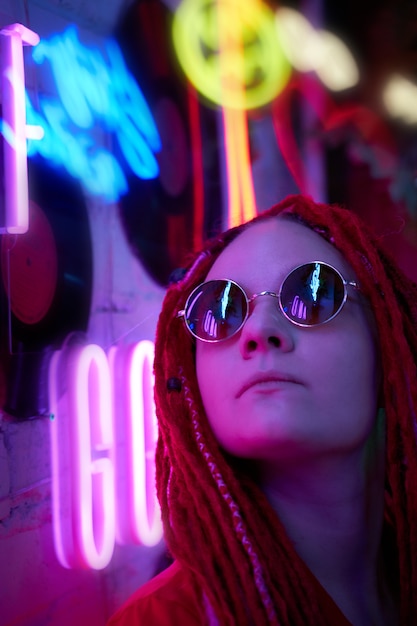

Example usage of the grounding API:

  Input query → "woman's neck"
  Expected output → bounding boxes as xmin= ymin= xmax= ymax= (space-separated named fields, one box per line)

xmin=256 ymin=441 xmax=397 ymax=625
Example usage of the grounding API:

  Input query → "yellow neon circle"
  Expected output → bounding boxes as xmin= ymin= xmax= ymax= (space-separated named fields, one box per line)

xmin=173 ymin=0 xmax=291 ymax=110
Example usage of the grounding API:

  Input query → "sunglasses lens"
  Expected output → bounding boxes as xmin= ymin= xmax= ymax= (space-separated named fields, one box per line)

xmin=184 ymin=280 xmax=247 ymax=341
xmin=281 ymin=262 xmax=345 ymax=325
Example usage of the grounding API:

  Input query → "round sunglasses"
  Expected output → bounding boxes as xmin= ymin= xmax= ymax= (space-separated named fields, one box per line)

xmin=177 ymin=261 xmax=360 ymax=343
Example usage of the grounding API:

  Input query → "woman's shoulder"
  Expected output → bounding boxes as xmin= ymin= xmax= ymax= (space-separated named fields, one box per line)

xmin=107 ymin=560 xmax=202 ymax=626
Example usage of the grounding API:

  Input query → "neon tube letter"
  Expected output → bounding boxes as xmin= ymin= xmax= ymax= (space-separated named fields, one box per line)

xmin=68 ymin=344 xmax=116 ymax=569
xmin=109 ymin=341 xmax=162 ymax=547
xmin=50 ymin=345 xmax=116 ymax=569
xmin=0 ymin=24 xmax=40 ymax=233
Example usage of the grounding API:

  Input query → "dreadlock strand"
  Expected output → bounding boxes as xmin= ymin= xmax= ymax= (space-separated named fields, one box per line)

xmin=237 ymin=477 xmax=325 ymax=625
xmin=180 ymin=372 xmax=279 ymax=625
xmin=156 ymin=369 xmax=261 ymax=622
xmin=167 ymin=441 xmax=256 ymax=626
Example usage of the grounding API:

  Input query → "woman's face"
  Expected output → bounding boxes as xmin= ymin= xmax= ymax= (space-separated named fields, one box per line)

xmin=196 ymin=217 xmax=381 ymax=463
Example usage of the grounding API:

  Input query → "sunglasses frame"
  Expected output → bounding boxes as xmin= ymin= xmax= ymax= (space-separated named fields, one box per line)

xmin=177 ymin=260 xmax=360 ymax=343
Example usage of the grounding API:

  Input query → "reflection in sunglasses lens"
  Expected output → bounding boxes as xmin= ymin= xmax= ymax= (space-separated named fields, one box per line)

xmin=282 ymin=263 xmax=344 ymax=325
xmin=186 ymin=280 xmax=248 ymax=341
xmin=184 ymin=263 xmax=348 ymax=341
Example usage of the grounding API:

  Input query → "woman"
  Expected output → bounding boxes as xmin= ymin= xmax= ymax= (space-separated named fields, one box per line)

xmin=108 ymin=195 xmax=417 ymax=625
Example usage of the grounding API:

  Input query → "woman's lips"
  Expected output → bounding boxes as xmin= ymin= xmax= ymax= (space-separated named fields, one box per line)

xmin=236 ymin=372 xmax=304 ymax=398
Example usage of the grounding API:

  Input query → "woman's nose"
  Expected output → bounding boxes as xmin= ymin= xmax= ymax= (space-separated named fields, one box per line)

xmin=238 ymin=297 xmax=295 ymax=358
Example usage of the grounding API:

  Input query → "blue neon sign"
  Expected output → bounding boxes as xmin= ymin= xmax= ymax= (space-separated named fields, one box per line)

xmin=24 ymin=26 xmax=161 ymax=202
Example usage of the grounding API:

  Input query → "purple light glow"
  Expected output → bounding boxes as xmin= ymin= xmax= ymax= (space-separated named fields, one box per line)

xmin=50 ymin=341 xmax=162 ymax=571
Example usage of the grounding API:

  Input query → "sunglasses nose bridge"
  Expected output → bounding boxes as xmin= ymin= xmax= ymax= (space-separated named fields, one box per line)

xmin=248 ymin=290 xmax=280 ymax=304
xmin=245 ymin=291 xmax=282 ymax=327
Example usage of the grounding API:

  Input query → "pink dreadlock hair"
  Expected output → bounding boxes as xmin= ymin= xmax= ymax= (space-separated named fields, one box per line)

xmin=153 ymin=194 xmax=417 ymax=625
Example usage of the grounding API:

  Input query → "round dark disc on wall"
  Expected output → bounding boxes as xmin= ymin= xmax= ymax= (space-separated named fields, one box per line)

xmin=115 ymin=0 xmax=201 ymax=286
xmin=0 ymin=155 xmax=93 ymax=353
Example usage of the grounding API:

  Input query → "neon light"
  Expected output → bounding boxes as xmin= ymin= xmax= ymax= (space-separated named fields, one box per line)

xmin=204 ymin=310 xmax=217 ymax=338
xmin=128 ymin=342 xmax=162 ymax=545
xmin=25 ymin=94 xmax=129 ymax=200
xmin=25 ymin=26 xmax=161 ymax=202
xmin=213 ymin=0 xmax=256 ymax=228
xmin=222 ymin=106 xmax=256 ymax=228
xmin=50 ymin=341 xmax=162 ymax=570
xmin=291 ymin=296 xmax=306 ymax=320
xmin=109 ymin=342 xmax=162 ymax=547
xmin=221 ymin=282 xmax=231 ymax=318
xmin=275 ymin=7 xmax=359 ymax=91
xmin=310 ymin=264 xmax=320 ymax=301
xmin=274 ymin=9 xmax=317 ymax=73
xmin=68 ymin=345 xmax=115 ymax=569
xmin=50 ymin=345 xmax=116 ymax=569
xmin=314 ymin=30 xmax=359 ymax=92
xmin=25 ymin=124 xmax=44 ymax=140
xmin=107 ymin=344 xmax=130 ymax=547
xmin=0 ymin=24 xmax=40 ymax=234
xmin=382 ymin=74 xmax=417 ymax=125
xmin=173 ymin=0 xmax=291 ymax=110
xmin=50 ymin=350 xmax=74 ymax=569
xmin=187 ymin=85 xmax=205 ymax=251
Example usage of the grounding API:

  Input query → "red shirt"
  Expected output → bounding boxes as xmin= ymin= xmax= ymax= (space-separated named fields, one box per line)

xmin=107 ymin=560 xmax=353 ymax=625
xmin=107 ymin=561 xmax=201 ymax=626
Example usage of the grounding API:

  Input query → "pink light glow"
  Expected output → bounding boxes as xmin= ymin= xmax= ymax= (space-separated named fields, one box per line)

xmin=216 ymin=2 xmax=257 ymax=229
xmin=128 ymin=341 xmax=162 ymax=545
xmin=0 ymin=24 xmax=40 ymax=234
xmin=50 ymin=344 xmax=116 ymax=570
xmin=50 ymin=350 xmax=74 ymax=569
xmin=50 ymin=341 xmax=162 ymax=570
xmin=109 ymin=342 xmax=162 ymax=547
xmin=67 ymin=344 xmax=116 ymax=569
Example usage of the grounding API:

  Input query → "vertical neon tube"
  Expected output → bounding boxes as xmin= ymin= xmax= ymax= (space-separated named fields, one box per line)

xmin=51 ymin=340 xmax=161 ymax=569
xmin=50 ymin=345 xmax=116 ymax=570
xmin=109 ymin=341 xmax=162 ymax=548
xmin=67 ymin=344 xmax=116 ymax=569
xmin=127 ymin=341 xmax=162 ymax=546
xmin=217 ymin=1 xmax=256 ymax=229
xmin=108 ymin=343 xmax=131 ymax=546
xmin=187 ymin=84 xmax=204 ymax=252
xmin=50 ymin=350 xmax=75 ymax=569
xmin=222 ymin=106 xmax=256 ymax=228
xmin=0 ymin=24 xmax=39 ymax=234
